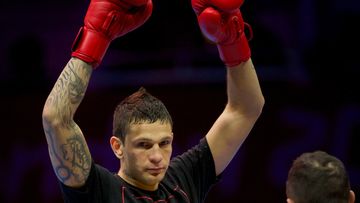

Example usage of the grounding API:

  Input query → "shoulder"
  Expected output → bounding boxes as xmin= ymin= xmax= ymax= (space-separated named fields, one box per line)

xmin=93 ymin=163 xmax=122 ymax=186
xmin=166 ymin=138 xmax=214 ymax=180
xmin=171 ymin=138 xmax=212 ymax=165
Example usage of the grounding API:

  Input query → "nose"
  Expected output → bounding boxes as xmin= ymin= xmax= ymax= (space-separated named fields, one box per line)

xmin=148 ymin=144 xmax=163 ymax=164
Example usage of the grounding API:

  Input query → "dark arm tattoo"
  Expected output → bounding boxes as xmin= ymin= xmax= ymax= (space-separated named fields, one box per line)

xmin=43 ymin=58 xmax=93 ymax=185
xmin=45 ymin=126 xmax=91 ymax=183
xmin=45 ymin=60 xmax=91 ymax=127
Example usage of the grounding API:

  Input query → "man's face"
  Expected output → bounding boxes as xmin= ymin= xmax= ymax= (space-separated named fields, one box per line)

xmin=119 ymin=120 xmax=173 ymax=191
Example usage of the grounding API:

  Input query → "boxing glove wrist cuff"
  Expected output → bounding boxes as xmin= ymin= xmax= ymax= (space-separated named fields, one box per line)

xmin=71 ymin=27 xmax=111 ymax=68
xmin=217 ymin=33 xmax=251 ymax=67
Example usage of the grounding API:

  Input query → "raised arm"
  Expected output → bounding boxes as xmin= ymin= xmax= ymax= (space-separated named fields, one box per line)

xmin=207 ymin=60 xmax=264 ymax=175
xmin=192 ymin=0 xmax=265 ymax=175
xmin=42 ymin=58 xmax=93 ymax=187
xmin=42 ymin=0 xmax=153 ymax=187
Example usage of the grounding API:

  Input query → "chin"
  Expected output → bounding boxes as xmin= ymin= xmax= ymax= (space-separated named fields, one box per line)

xmin=146 ymin=173 xmax=165 ymax=184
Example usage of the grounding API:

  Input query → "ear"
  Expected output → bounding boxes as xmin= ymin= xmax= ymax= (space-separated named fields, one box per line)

xmin=110 ymin=136 xmax=124 ymax=159
xmin=349 ymin=190 xmax=355 ymax=203
xmin=286 ymin=198 xmax=294 ymax=203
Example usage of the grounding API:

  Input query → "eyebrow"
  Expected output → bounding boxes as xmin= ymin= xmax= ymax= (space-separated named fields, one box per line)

xmin=133 ymin=136 xmax=173 ymax=143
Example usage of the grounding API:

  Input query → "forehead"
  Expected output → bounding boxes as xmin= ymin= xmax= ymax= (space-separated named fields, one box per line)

xmin=126 ymin=121 xmax=173 ymax=142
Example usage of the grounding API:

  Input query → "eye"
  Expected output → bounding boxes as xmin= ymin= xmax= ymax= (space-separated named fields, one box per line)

xmin=137 ymin=142 xmax=152 ymax=149
xmin=159 ymin=140 xmax=172 ymax=147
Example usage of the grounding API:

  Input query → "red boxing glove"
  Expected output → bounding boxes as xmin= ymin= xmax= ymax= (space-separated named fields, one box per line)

xmin=192 ymin=0 xmax=251 ymax=67
xmin=72 ymin=0 xmax=153 ymax=68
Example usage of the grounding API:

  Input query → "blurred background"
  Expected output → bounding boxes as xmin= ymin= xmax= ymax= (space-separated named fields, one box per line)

xmin=1 ymin=0 xmax=359 ymax=202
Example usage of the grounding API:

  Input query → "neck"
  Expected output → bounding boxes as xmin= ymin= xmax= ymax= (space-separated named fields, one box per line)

xmin=118 ymin=170 xmax=158 ymax=191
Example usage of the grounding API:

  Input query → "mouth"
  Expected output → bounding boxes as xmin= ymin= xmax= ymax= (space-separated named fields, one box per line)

xmin=146 ymin=167 xmax=165 ymax=175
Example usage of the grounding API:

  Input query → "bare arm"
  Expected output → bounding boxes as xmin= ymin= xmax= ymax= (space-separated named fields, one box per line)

xmin=206 ymin=59 xmax=265 ymax=175
xmin=42 ymin=58 xmax=93 ymax=187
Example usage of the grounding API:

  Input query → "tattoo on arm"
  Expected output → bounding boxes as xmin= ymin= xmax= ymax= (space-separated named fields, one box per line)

xmin=44 ymin=59 xmax=93 ymax=184
xmin=46 ymin=126 xmax=91 ymax=183
xmin=59 ymin=132 xmax=91 ymax=183
xmin=45 ymin=60 xmax=91 ymax=128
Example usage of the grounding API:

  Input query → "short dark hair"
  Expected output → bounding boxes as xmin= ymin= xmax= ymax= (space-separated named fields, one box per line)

xmin=112 ymin=87 xmax=173 ymax=143
xmin=286 ymin=151 xmax=351 ymax=203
